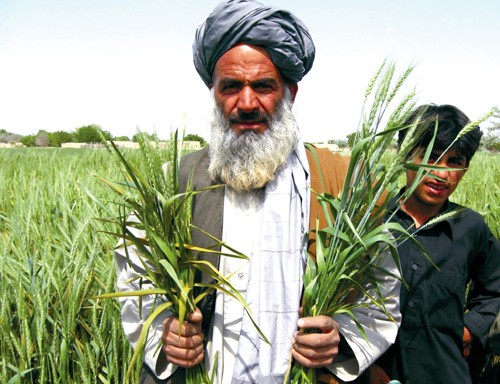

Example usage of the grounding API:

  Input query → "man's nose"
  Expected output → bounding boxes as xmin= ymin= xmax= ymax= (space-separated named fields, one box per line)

xmin=237 ymin=86 xmax=260 ymax=113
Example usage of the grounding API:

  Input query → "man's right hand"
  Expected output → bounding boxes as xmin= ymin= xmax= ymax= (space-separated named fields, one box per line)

xmin=161 ymin=307 xmax=205 ymax=368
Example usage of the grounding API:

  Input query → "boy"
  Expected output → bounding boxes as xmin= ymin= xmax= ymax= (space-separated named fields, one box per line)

xmin=364 ymin=104 xmax=500 ymax=384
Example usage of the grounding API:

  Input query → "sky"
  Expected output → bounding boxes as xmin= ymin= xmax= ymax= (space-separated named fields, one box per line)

xmin=0 ymin=0 xmax=499 ymax=142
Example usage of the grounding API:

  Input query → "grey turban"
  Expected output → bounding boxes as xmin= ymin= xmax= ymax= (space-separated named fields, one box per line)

xmin=193 ymin=0 xmax=315 ymax=87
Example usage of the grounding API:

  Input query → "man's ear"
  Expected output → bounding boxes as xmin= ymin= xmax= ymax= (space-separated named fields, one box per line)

xmin=288 ymin=83 xmax=298 ymax=102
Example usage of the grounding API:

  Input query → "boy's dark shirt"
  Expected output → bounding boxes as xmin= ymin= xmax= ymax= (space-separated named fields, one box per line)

xmin=377 ymin=198 xmax=500 ymax=384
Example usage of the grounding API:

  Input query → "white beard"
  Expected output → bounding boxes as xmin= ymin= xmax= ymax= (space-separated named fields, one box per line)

xmin=208 ymin=92 xmax=299 ymax=192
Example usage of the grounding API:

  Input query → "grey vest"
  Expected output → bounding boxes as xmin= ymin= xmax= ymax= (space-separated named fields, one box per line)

xmin=178 ymin=148 xmax=224 ymax=333
xmin=140 ymin=148 xmax=224 ymax=384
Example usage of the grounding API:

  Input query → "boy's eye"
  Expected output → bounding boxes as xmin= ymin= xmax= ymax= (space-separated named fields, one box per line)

xmin=428 ymin=154 xmax=439 ymax=163
xmin=448 ymin=157 xmax=466 ymax=167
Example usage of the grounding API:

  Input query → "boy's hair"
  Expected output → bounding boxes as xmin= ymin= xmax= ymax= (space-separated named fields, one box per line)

xmin=398 ymin=104 xmax=483 ymax=165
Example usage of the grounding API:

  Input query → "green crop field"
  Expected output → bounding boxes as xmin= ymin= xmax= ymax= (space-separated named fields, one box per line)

xmin=0 ymin=147 xmax=498 ymax=383
xmin=0 ymin=148 xmax=139 ymax=383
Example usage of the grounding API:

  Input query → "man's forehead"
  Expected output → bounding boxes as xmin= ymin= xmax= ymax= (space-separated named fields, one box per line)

xmin=213 ymin=44 xmax=283 ymax=82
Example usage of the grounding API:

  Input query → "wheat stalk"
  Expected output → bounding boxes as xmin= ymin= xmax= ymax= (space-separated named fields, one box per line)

xmin=287 ymin=61 xmax=426 ymax=384
xmin=91 ymin=130 xmax=268 ymax=383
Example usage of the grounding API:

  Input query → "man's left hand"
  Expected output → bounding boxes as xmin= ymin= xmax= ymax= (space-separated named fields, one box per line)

xmin=292 ymin=315 xmax=340 ymax=368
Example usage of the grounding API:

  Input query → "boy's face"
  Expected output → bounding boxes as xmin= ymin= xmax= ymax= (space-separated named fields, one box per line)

xmin=406 ymin=148 xmax=467 ymax=210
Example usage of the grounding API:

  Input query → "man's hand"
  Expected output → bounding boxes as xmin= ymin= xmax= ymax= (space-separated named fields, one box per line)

xmin=368 ymin=363 xmax=390 ymax=384
xmin=292 ymin=315 xmax=340 ymax=368
xmin=463 ymin=326 xmax=473 ymax=358
xmin=161 ymin=307 xmax=205 ymax=368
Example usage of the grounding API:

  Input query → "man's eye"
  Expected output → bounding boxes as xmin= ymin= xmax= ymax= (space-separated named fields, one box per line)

xmin=254 ymin=83 xmax=273 ymax=92
xmin=219 ymin=82 xmax=241 ymax=93
xmin=221 ymin=86 xmax=238 ymax=93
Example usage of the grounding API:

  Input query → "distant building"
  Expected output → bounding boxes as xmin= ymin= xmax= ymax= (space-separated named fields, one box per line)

xmin=61 ymin=140 xmax=201 ymax=150
xmin=312 ymin=143 xmax=340 ymax=152
xmin=0 ymin=142 xmax=24 ymax=148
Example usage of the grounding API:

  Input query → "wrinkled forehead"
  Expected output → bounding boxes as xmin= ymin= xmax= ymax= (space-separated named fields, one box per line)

xmin=213 ymin=44 xmax=282 ymax=81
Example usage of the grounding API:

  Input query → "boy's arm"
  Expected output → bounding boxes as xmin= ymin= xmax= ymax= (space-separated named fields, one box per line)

xmin=464 ymin=218 xmax=500 ymax=347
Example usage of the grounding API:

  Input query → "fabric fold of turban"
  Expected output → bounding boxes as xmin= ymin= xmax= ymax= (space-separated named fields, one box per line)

xmin=193 ymin=0 xmax=315 ymax=87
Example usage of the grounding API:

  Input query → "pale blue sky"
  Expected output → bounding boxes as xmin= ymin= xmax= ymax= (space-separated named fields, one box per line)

xmin=1 ymin=0 xmax=499 ymax=141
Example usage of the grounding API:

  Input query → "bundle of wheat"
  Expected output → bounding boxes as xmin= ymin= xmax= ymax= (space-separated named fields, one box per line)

xmin=94 ymin=131 xmax=265 ymax=383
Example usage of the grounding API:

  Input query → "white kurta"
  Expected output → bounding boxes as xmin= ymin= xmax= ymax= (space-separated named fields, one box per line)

xmin=205 ymin=188 xmax=262 ymax=384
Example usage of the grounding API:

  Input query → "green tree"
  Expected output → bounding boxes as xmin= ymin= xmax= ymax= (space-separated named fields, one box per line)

xmin=113 ymin=135 xmax=130 ymax=141
xmin=20 ymin=135 xmax=36 ymax=147
xmin=74 ymin=124 xmax=110 ymax=143
xmin=481 ymin=124 xmax=500 ymax=152
xmin=49 ymin=131 xmax=74 ymax=147
xmin=327 ymin=138 xmax=348 ymax=149
xmin=184 ymin=133 xmax=207 ymax=147
xmin=132 ymin=132 xmax=159 ymax=142
xmin=346 ymin=132 xmax=356 ymax=148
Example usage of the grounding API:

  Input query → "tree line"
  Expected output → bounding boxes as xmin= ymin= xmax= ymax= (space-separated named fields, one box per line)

xmin=1 ymin=120 xmax=498 ymax=151
xmin=0 ymin=124 xmax=208 ymax=148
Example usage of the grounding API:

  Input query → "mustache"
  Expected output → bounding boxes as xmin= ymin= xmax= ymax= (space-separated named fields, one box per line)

xmin=229 ymin=110 xmax=270 ymax=125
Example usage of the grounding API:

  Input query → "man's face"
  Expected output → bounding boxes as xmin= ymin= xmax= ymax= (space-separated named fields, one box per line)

xmin=406 ymin=148 xmax=467 ymax=210
xmin=208 ymin=87 xmax=298 ymax=192
xmin=212 ymin=44 xmax=295 ymax=135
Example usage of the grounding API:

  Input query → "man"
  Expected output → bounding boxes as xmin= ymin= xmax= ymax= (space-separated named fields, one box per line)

xmin=363 ymin=104 xmax=500 ymax=384
xmin=116 ymin=1 xmax=401 ymax=383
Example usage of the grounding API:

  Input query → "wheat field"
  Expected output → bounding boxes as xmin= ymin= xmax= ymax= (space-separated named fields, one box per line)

xmin=0 ymin=147 xmax=498 ymax=383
